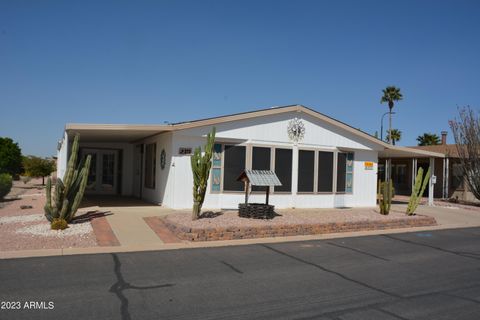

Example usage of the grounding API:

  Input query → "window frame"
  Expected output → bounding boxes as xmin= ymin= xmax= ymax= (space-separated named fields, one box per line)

xmin=335 ymin=151 xmax=354 ymax=194
xmin=317 ymin=150 xmax=335 ymax=194
xmin=297 ymin=148 xmax=317 ymax=194
xmin=272 ymin=147 xmax=293 ymax=194
xmin=210 ymin=143 xmax=353 ymax=195
xmin=222 ymin=143 xmax=248 ymax=193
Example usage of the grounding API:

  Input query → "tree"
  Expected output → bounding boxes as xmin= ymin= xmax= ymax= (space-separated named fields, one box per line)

xmin=0 ymin=137 xmax=22 ymax=176
xmin=23 ymin=156 xmax=56 ymax=185
xmin=386 ymin=129 xmax=402 ymax=145
xmin=449 ymin=106 xmax=480 ymax=200
xmin=417 ymin=133 xmax=441 ymax=146
xmin=380 ymin=86 xmax=403 ymax=144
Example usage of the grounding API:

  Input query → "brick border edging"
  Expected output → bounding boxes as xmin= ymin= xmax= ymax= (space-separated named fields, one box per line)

xmin=90 ymin=217 xmax=120 ymax=247
xmin=160 ymin=216 xmax=437 ymax=242
xmin=143 ymin=216 xmax=183 ymax=243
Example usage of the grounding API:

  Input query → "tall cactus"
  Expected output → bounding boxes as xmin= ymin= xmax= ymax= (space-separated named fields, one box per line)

xmin=406 ymin=167 xmax=431 ymax=215
xmin=378 ymin=179 xmax=393 ymax=215
xmin=190 ymin=127 xmax=216 ymax=220
xmin=44 ymin=134 xmax=91 ymax=224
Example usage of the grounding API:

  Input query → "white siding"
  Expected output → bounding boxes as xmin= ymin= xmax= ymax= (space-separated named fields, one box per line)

xmin=56 ymin=132 xmax=68 ymax=180
xmin=165 ymin=111 xmax=379 ymax=209
xmin=140 ymin=132 xmax=174 ymax=206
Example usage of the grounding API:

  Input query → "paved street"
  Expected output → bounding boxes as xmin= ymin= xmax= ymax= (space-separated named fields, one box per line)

xmin=1 ymin=227 xmax=480 ymax=320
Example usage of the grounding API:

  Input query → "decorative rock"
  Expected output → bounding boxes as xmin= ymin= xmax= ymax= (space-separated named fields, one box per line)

xmin=239 ymin=203 xmax=275 ymax=219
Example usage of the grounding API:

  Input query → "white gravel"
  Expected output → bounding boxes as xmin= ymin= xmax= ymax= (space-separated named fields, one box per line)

xmin=0 ymin=214 xmax=45 ymax=224
xmin=16 ymin=222 xmax=93 ymax=237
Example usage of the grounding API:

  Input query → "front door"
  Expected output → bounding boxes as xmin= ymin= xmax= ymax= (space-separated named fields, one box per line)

xmin=81 ymin=149 xmax=118 ymax=195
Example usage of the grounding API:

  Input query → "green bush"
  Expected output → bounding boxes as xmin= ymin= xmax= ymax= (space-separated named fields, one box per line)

xmin=0 ymin=173 xmax=13 ymax=199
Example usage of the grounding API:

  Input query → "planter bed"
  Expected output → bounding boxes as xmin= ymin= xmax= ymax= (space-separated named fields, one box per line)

xmin=160 ymin=209 xmax=437 ymax=242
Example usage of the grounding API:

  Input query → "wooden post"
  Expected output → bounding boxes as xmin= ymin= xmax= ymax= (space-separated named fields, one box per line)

xmin=244 ymin=181 xmax=249 ymax=204
xmin=265 ymin=187 xmax=270 ymax=205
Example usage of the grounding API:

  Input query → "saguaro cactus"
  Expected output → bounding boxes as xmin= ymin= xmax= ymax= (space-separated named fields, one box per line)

xmin=406 ymin=167 xmax=431 ymax=215
xmin=44 ymin=134 xmax=91 ymax=225
xmin=378 ymin=179 xmax=393 ymax=215
xmin=191 ymin=127 xmax=216 ymax=220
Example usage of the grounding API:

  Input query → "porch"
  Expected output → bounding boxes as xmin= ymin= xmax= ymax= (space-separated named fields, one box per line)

xmin=379 ymin=146 xmax=445 ymax=206
xmin=78 ymin=195 xmax=176 ymax=246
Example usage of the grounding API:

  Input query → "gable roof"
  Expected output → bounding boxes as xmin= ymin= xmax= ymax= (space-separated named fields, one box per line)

xmin=64 ymin=104 xmax=444 ymax=158
xmin=66 ymin=104 xmax=390 ymax=148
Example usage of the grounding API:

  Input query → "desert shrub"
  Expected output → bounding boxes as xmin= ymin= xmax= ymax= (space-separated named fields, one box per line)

xmin=20 ymin=176 xmax=32 ymax=184
xmin=51 ymin=218 xmax=68 ymax=230
xmin=0 ymin=173 xmax=13 ymax=199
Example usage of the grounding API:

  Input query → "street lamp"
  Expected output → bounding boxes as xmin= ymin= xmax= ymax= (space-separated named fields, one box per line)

xmin=380 ymin=111 xmax=396 ymax=142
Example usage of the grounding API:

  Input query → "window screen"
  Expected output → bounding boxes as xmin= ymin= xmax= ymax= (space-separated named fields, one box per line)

xmin=317 ymin=151 xmax=334 ymax=192
xmin=274 ymin=148 xmax=292 ymax=192
xmin=336 ymin=153 xmax=347 ymax=192
xmin=252 ymin=147 xmax=271 ymax=191
xmin=223 ymin=145 xmax=246 ymax=191
xmin=144 ymin=143 xmax=156 ymax=189
xmin=298 ymin=150 xmax=315 ymax=192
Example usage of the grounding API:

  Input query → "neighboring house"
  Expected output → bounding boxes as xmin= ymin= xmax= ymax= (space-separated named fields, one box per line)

xmin=411 ymin=132 xmax=476 ymax=202
xmin=379 ymin=131 xmax=476 ymax=202
xmin=56 ymin=105 xmax=443 ymax=209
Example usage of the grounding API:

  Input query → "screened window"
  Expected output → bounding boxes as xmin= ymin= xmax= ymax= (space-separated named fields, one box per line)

xmin=298 ymin=150 xmax=315 ymax=192
xmin=337 ymin=152 xmax=354 ymax=193
xmin=251 ymin=147 xmax=271 ymax=191
xmin=336 ymin=153 xmax=347 ymax=192
xmin=144 ymin=143 xmax=156 ymax=189
xmin=274 ymin=148 xmax=292 ymax=192
xmin=317 ymin=151 xmax=334 ymax=192
xmin=223 ymin=145 xmax=246 ymax=191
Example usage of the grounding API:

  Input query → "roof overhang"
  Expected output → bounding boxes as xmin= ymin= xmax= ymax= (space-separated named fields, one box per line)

xmin=65 ymin=124 xmax=172 ymax=143
xmin=379 ymin=146 xmax=445 ymax=158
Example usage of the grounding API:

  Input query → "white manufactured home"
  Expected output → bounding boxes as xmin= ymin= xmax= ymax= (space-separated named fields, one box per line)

xmin=56 ymin=105 xmax=443 ymax=209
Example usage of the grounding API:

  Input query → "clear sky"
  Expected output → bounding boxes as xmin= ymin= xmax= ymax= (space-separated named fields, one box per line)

xmin=1 ymin=0 xmax=479 ymax=156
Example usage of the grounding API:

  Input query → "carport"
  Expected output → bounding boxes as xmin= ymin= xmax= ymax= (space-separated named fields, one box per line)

xmin=379 ymin=146 xmax=445 ymax=206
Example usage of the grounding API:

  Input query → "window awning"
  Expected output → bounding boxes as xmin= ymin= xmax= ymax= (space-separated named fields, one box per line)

xmin=237 ymin=169 xmax=282 ymax=186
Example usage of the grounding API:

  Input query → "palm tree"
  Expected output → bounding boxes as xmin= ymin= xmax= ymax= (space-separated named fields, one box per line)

xmin=386 ymin=129 xmax=402 ymax=145
xmin=381 ymin=86 xmax=403 ymax=144
xmin=417 ymin=133 xmax=441 ymax=146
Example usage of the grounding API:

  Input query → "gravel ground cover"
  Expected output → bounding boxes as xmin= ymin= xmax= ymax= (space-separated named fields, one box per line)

xmin=164 ymin=207 xmax=433 ymax=230
xmin=394 ymin=195 xmax=480 ymax=212
xmin=0 ymin=179 xmax=97 ymax=251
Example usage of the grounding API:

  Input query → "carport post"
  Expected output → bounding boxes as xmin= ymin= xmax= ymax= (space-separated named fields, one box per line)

xmin=444 ymin=157 xmax=449 ymax=199
xmin=385 ymin=158 xmax=391 ymax=181
xmin=411 ymin=158 xmax=417 ymax=191
xmin=428 ymin=157 xmax=435 ymax=206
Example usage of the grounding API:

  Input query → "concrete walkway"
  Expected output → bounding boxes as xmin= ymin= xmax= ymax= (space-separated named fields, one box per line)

xmin=80 ymin=196 xmax=175 ymax=246
xmin=2 ymin=198 xmax=480 ymax=259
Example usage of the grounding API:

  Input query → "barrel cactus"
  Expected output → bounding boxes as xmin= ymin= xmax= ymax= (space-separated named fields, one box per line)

xmin=44 ymin=134 xmax=91 ymax=224
xmin=190 ymin=127 xmax=216 ymax=220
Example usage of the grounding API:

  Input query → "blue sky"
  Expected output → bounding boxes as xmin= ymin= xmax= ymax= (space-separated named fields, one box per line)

xmin=1 ymin=0 xmax=479 ymax=156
